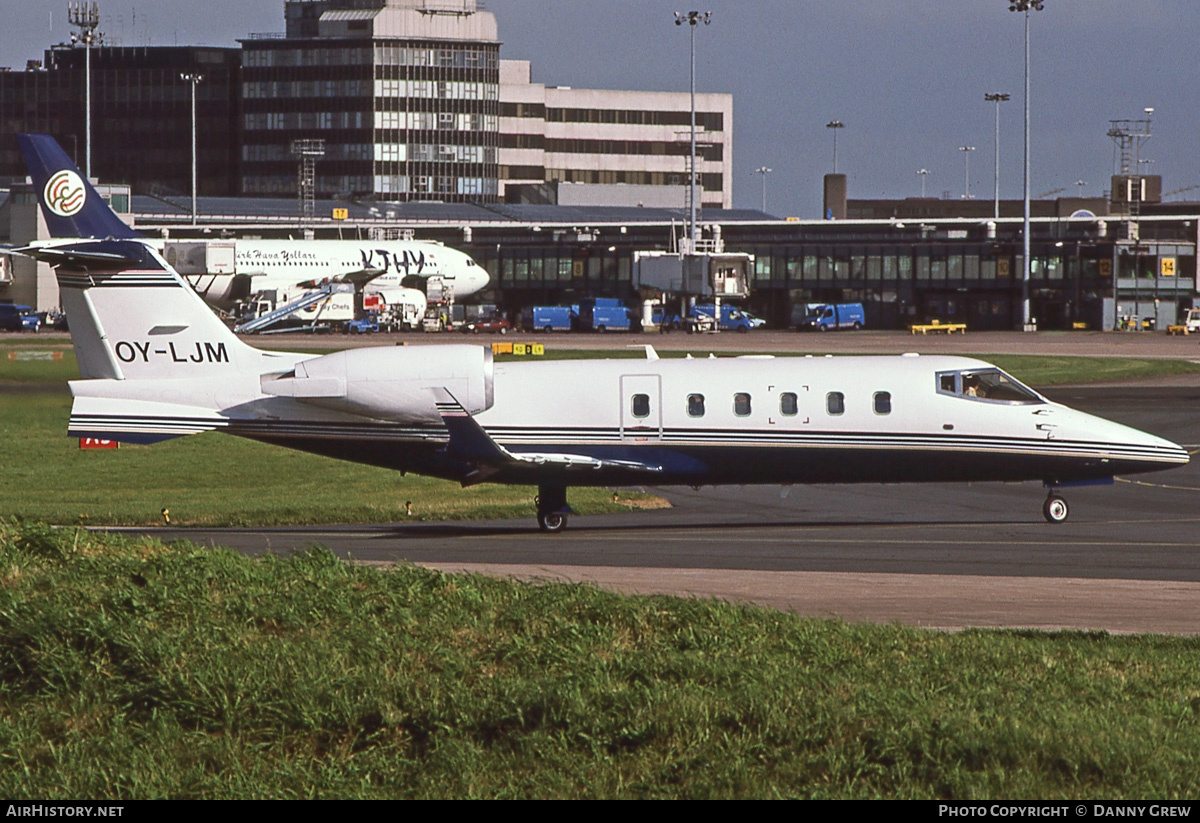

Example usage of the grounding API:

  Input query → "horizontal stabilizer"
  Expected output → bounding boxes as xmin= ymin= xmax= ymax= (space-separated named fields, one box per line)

xmin=16 ymin=240 xmax=155 ymax=269
xmin=68 ymin=394 xmax=228 ymax=445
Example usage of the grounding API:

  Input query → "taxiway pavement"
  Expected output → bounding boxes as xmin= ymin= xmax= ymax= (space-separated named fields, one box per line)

xmin=120 ymin=385 xmax=1200 ymax=635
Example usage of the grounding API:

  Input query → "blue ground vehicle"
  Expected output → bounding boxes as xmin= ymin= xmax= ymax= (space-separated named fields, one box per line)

xmin=579 ymin=298 xmax=633 ymax=332
xmin=347 ymin=313 xmax=380 ymax=334
xmin=691 ymin=304 xmax=765 ymax=333
xmin=522 ymin=305 xmax=574 ymax=332
xmin=794 ymin=302 xmax=865 ymax=332
xmin=0 ymin=304 xmax=41 ymax=332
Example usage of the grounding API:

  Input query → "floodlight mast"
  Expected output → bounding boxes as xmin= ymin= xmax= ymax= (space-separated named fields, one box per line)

xmin=675 ymin=11 xmax=711 ymax=248
xmin=985 ymin=92 xmax=1011 ymax=219
xmin=755 ymin=166 xmax=772 ymax=213
xmin=1008 ymin=0 xmax=1044 ymax=330
xmin=181 ymin=73 xmax=204 ymax=226
xmin=68 ymin=2 xmax=101 ymax=180
xmin=826 ymin=120 xmax=844 ymax=174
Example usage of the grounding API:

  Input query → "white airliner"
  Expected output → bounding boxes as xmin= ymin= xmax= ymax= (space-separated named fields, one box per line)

xmin=16 ymin=134 xmax=1191 ymax=531
xmin=15 ymin=133 xmax=487 ymax=313
xmin=176 ymin=238 xmax=488 ymax=311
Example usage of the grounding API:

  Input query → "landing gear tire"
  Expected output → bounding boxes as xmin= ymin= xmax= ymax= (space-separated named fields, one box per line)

xmin=1043 ymin=495 xmax=1069 ymax=524
xmin=537 ymin=511 xmax=567 ymax=533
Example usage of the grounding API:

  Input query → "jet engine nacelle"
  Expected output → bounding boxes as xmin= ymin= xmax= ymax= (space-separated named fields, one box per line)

xmin=261 ymin=344 xmax=493 ymax=424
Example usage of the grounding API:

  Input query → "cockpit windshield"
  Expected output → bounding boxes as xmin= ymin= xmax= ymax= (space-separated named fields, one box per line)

xmin=936 ymin=368 xmax=1044 ymax=404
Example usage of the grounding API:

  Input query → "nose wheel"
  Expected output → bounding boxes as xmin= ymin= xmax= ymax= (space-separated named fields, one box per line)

xmin=1043 ymin=494 xmax=1069 ymax=524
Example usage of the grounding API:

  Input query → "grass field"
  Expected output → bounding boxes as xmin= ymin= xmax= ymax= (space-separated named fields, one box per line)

xmin=4 ymin=341 xmax=1199 ymax=525
xmin=1 ymin=523 xmax=1198 ymax=800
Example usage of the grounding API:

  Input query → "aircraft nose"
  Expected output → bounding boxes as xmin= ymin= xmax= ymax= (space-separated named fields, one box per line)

xmin=1074 ymin=410 xmax=1189 ymax=474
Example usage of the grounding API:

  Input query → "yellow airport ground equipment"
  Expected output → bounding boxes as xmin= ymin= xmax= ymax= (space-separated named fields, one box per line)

xmin=1072 ymin=322 xmax=1088 ymax=330
xmin=909 ymin=319 xmax=966 ymax=335
xmin=492 ymin=342 xmax=545 ymax=356
xmin=1167 ymin=325 xmax=1188 ymax=336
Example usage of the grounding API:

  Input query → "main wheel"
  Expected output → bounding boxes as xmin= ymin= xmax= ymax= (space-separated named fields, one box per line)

xmin=537 ymin=511 xmax=567 ymax=533
xmin=1043 ymin=495 xmax=1069 ymax=524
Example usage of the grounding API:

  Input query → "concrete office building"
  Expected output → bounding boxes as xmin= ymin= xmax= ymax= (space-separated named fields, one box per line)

xmin=499 ymin=60 xmax=733 ymax=209
xmin=0 ymin=45 xmax=241 ymax=196
xmin=240 ymin=0 xmax=501 ymax=203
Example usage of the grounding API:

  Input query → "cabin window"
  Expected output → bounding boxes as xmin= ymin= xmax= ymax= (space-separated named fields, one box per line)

xmin=780 ymin=392 xmax=798 ymax=416
xmin=631 ymin=393 xmax=650 ymax=418
xmin=687 ymin=393 xmax=705 ymax=417
xmin=734 ymin=393 xmax=752 ymax=417
xmin=826 ymin=392 xmax=844 ymax=416
xmin=873 ymin=391 xmax=892 ymax=415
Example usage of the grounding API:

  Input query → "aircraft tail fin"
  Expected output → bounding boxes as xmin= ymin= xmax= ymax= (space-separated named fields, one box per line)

xmin=17 ymin=133 xmax=140 ymax=240
xmin=19 ymin=237 xmax=272 ymax=381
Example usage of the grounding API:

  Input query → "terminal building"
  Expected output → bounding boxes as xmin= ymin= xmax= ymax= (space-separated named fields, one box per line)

xmin=0 ymin=0 xmax=1196 ymax=330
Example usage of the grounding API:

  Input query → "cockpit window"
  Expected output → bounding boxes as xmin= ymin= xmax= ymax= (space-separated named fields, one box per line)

xmin=936 ymin=368 xmax=1043 ymax=404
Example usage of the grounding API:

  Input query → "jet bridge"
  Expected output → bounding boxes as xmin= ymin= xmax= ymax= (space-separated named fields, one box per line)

xmin=632 ymin=249 xmax=753 ymax=299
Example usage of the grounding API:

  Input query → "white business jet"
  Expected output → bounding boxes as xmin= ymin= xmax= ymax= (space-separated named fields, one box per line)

xmin=16 ymin=134 xmax=1190 ymax=531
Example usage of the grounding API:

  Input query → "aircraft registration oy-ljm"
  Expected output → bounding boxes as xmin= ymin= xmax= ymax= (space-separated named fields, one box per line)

xmin=15 ymin=134 xmax=1189 ymax=530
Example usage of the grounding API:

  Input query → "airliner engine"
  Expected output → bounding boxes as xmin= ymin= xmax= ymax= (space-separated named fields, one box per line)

xmin=260 ymin=344 xmax=493 ymax=424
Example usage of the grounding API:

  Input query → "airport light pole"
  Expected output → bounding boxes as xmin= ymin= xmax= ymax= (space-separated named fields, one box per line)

xmin=826 ymin=120 xmax=844 ymax=174
xmin=916 ymin=168 xmax=930 ymax=198
xmin=68 ymin=2 xmax=101 ymax=180
xmin=181 ymin=72 xmax=204 ymax=227
xmin=754 ymin=166 xmax=772 ymax=213
xmin=1009 ymin=0 xmax=1044 ymax=330
xmin=675 ymin=10 xmax=711 ymax=248
xmin=959 ymin=146 xmax=976 ymax=199
xmin=985 ymin=92 xmax=1011 ymax=218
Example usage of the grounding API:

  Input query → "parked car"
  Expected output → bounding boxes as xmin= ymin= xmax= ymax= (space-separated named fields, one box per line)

xmin=461 ymin=313 xmax=511 ymax=334
xmin=0 ymin=304 xmax=41 ymax=332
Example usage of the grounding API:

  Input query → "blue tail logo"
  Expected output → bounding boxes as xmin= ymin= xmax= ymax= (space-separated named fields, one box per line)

xmin=16 ymin=134 xmax=139 ymax=240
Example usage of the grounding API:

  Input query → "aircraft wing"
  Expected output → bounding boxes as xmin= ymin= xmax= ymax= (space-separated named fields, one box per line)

xmin=431 ymin=388 xmax=664 ymax=483
xmin=337 ymin=267 xmax=387 ymax=289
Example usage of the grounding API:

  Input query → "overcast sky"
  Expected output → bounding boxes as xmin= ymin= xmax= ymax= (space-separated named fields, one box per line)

xmin=2 ymin=0 xmax=1194 ymax=217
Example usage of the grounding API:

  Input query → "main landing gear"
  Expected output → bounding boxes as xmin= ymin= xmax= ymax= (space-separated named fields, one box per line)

xmin=1042 ymin=492 xmax=1069 ymax=524
xmin=536 ymin=482 xmax=570 ymax=533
